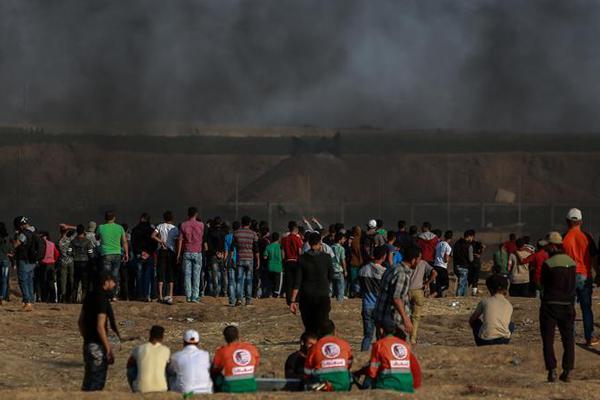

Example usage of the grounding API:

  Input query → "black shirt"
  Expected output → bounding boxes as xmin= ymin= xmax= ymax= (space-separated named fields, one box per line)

xmin=204 ymin=226 xmax=226 ymax=257
xmin=82 ymin=291 xmax=113 ymax=344
xmin=294 ymin=250 xmax=333 ymax=300
xmin=131 ymin=222 xmax=157 ymax=255
xmin=453 ymin=238 xmax=471 ymax=267
xmin=285 ymin=350 xmax=306 ymax=382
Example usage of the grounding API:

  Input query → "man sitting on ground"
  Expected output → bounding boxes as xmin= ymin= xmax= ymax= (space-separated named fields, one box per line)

xmin=169 ymin=329 xmax=213 ymax=394
xmin=127 ymin=325 xmax=171 ymax=393
xmin=211 ymin=325 xmax=260 ymax=393
xmin=304 ymin=320 xmax=353 ymax=392
xmin=469 ymin=274 xmax=515 ymax=346
xmin=355 ymin=321 xmax=422 ymax=393
xmin=284 ymin=331 xmax=318 ymax=390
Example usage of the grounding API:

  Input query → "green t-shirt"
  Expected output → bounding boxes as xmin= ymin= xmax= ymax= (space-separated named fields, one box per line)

xmin=264 ymin=242 xmax=283 ymax=273
xmin=97 ymin=222 xmax=125 ymax=256
xmin=331 ymin=243 xmax=346 ymax=274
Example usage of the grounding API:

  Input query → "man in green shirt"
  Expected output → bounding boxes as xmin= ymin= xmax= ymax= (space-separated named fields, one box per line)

xmin=331 ymin=232 xmax=347 ymax=303
xmin=264 ymin=232 xmax=284 ymax=298
xmin=96 ymin=211 xmax=129 ymax=300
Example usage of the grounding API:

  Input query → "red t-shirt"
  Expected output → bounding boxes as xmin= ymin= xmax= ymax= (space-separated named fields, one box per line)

xmin=281 ymin=233 xmax=303 ymax=262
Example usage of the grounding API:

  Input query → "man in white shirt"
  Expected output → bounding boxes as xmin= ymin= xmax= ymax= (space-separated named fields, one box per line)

xmin=151 ymin=211 xmax=179 ymax=305
xmin=127 ymin=325 xmax=171 ymax=393
xmin=169 ymin=329 xmax=213 ymax=394
xmin=432 ymin=230 xmax=453 ymax=298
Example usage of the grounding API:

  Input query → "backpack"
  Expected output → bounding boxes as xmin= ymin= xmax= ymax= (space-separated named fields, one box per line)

xmin=23 ymin=230 xmax=46 ymax=263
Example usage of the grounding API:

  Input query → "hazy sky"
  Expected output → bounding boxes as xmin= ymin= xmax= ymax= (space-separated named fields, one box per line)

xmin=1 ymin=0 xmax=600 ymax=132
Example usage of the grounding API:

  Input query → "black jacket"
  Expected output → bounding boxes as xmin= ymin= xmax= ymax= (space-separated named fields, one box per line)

xmin=294 ymin=250 xmax=333 ymax=300
xmin=541 ymin=253 xmax=576 ymax=305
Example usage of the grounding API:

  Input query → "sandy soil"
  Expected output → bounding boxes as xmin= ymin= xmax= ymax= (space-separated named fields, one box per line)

xmin=1 ymin=286 xmax=600 ymax=400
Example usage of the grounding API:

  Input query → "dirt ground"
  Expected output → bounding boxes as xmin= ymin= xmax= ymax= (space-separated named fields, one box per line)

xmin=1 ymin=286 xmax=600 ymax=400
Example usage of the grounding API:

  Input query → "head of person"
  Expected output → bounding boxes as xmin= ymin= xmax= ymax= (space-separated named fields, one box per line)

xmin=328 ymin=224 xmax=336 ymax=235
xmin=367 ymin=219 xmax=377 ymax=231
xmin=546 ymin=231 xmax=564 ymax=255
xmin=149 ymin=325 xmax=165 ymax=343
xmin=516 ymin=238 xmax=525 ymax=250
xmin=432 ymin=229 xmax=442 ymax=238
xmin=298 ymin=226 xmax=306 ymax=236
xmin=98 ymin=272 xmax=117 ymax=294
xmin=232 ymin=220 xmax=241 ymax=231
xmin=271 ymin=232 xmax=280 ymax=242
xmin=300 ymin=331 xmax=318 ymax=354
xmin=387 ymin=230 xmax=396 ymax=243
xmin=0 ymin=222 xmax=8 ymax=239
xmin=288 ymin=220 xmax=298 ymax=233
xmin=409 ymin=225 xmax=418 ymax=236
xmin=308 ymin=232 xmax=322 ymax=251
xmin=334 ymin=223 xmax=344 ymax=233
xmin=403 ymin=246 xmax=421 ymax=269
xmin=40 ymin=231 xmax=50 ymax=241
xmin=485 ymin=274 xmax=509 ymax=296
xmin=213 ymin=216 xmax=223 ymax=228
xmin=373 ymin=245 xmax=388 ymax=264
xmin=397 ymin=220 xmax=406 ymax=231
xmin=163 ymin=210 xmax=173 ymax=223
xmin=509 ymin=233 xmax=516 ymax=241
xmin=139 ymin=212 xmax=150 ymax=223
xmin=187 ymin=207 xmax=198 ymax=219
xmin=250 ymin=219 xmax=259 ymax=232
xmin=223 ymin=325 xmax=240 ymax=344
xmin=320 ymin=320 xmax=336 ymax=338
xmin=87 ymin=221 xmax=97 ymax=233
xmin=183 ymin=329 xmax=200 ymax=347
xmin=380 ymin=320 xmax=406 ymax=340
xmin=259 ymin=222 xmax=269 ymax=236
xmin=376 ymin=219 xmax=384 ymax=229
xmin=464 ymin=229 xmax=475 ymax=242
xmin=105 ymin=211 xmax=116 ymax=222
xmin=13 ymin=216 xmax=29 ymax=231
xmin=444 ymin=230 xmax=453 ymax=242
xmin=335 ymin=231 xmax=346 ymax=245
xmin=241 ymin=216 xmax=251 ymax=228
xmin=76 ymin=224 xmax=86 ymax=236
xmin=537 ymin=238 xmax=549 ymax=250
xmin=566 ymin=208 xmax=583 ymax=229
xmin=421 ymin=222 xmax=432 ymax=232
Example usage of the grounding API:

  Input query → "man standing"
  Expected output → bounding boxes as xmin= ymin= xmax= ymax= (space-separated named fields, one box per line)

xmin=57 ymin=227 xmax=75 ymax=303
xmin=152 ymin=211 xmax=179 ymax=305
xmin=433 ymin=231 xmax=453 ymax=298
xmin=539 ymin=232 xmax=577 ymax=383
xmin=71 ymin=224 xmax=94 ymax=302
xmin=131 ymin=213 xmax=157 ymax=302
xmin=177 ymin=207 xmax=204 ymax=303
xmin=409 ymin=259 xmax=437 ymax=344
xmin=127 ymin=325 xmax=171 ymax=393
xmin=358 ymin=245 xmax=387 ymax=351
xmin=290 ymin=232 xmax=334 ymax=336
xmin=417 ymin=222 xmax=439 ymax=266
xmin=78 ymin=272 xmax=118 ymax=391
xmin=169 ymin=330 xmax=213 ymax=394
xmin=374 ymin=246 xmax=420 ymax=338
xmin=233 ymin=216 xmax=259 ymax=306
xmin=12 ymin=216 xmax=40 ymax=311
xmin=453 ymin=230 xmax=474 ymax=297
xmin=281 ymin=221 xmax=304 ymax=305
xmin=562 ymin=208 xmax=599 ymax=346
xmin=96 ymin=211 xmax=129 ymax=300
xmin=204 ymin=217 xmax=227 ymax=298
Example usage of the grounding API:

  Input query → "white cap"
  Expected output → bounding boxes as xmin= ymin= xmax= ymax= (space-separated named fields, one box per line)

xmin=183 ymin=329 xmax=199 ymax=344
xmin=368 ymin=219 xmax=377 ymax=229
xmin=566 ymin=208 xmax=583 ymax=222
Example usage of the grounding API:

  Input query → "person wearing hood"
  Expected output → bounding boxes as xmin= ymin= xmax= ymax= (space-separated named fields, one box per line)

xmin=416 ymin=222 xmax=439 ymax=266
xmin=290 ymin=232 xmax=334 ymax=336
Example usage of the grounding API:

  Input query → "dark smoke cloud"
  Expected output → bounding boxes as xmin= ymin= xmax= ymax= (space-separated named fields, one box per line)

xmin=1 ymin=0 xmax=600 ymax=132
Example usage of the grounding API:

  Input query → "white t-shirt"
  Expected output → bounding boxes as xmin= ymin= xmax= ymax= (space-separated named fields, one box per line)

xmin=434 ymin=240 xmax=452 ymax=269
xmin=131 ymin=342 xmax=171 ymax=393
xmin=154 ymin=223 xmax=179 ymax=252
xmin=169 ymin=345 xmax=213 ymax=394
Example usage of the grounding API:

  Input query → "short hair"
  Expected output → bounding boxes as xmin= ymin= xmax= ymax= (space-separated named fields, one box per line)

xmin=98 ymin=271 xmax=116 ymax=286
xmin=509 ymin=233 xmax=516 ymax=241
xmin=105 ymin=211 xmax=116 ymax=221
xmin=187 ymin=207 xmax=198 ymax=218
xmin=408 ymin=225 xmax=418 ymax=235
xmin=232 ymin=221 xmax=241 ymax=230
xmin=76 ymin=224 xmax=85 ymax=235
xmin=271 ymin=232 xmax=280 ymax=241
xmin=422 ymin=221 xmax=432 ymax=230
xmin=373 ymin=245 xmax=388 ymax=260
xmin=376 ymin=219 xmax=384 ymax=229
xmin=288 ymin=220 xmax=298 ymax=231
xmin=150 ymin=325 xmax=165 ymax=340
xmin=140 ymin=212 xmax=150 ymax=222
xmin=334 ymin=231 xmax=345 ymax=242
xmin=387 ymin=230 xmax=396 ymax=241
xmin=223 ymin=325 xmax=239 ymax=343
xmin=213 ymin=216 xmax=223 ymax=227
xmin=300 ymin=331 xmax=318 ymax=343
xmin=404 ymin=246 xmax=421 ymax=262
xmin=308 ymin=232 xmax=321 ymax=246
xmin=397 ymin=220 xmax=406 ymax=230
xmin=432 ymin=229 xmax=442 ymax=238
xmin=444 ymin=230 xmax=453 ymax=240
xmin=334 ymin=223 xmax=344 ymax=232
xmin=382 ymin=322 xmax=397 ymax=336
xmin=328 ymin=224 xmax=336 ymax=234
xmin=464 ymin=229 xmax=475 ymax=238
xmin=486 ymin=274 xmax=509 ymax=294
xmin=320 ymin=320 xmax=335 ymax=337
xmin=241 ymin=216 xmax=251 ymax=226
xmin=163 ymin=210 xmax=173 ymax=221
xmin=516 ymin=238 xmax=525 ymax=248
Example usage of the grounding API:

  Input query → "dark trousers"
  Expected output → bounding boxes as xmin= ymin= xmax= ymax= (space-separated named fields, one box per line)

xmin=509 ymin=283 xmax=531 ymax=298
xmin=468 ymin=265 xmax=480 ymax=287
xmin=82 ymin=342 xmax=108 ymax=391
xmin=471 ymin=319 xmax=514 ymax=346
xmin=284 ymin=261 xmax=298 ymax=305
xmin=432 ymin=266 xmax=449 ymax=297
xmin=540 ymin=303 xmax=575 ymax=371
xmin=73 ymin=261 xmax=90 ymax=302
xmin=299 ymin=295 xmax=331 ymax=336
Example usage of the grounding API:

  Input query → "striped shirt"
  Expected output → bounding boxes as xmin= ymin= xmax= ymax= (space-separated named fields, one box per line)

xmin=358 ymin=262 xmax=386 ymax=306
xmin=234 ymin=228 xmax=258 ymax=263
xmin=374 ymin=262 xmax=411 ymax=328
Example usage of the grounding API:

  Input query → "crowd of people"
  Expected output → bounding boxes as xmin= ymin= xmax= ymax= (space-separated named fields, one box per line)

xmin=1 ymin=206 xmax=598 ymax=392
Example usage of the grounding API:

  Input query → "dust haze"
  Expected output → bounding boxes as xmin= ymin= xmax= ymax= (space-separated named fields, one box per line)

xmin=1 ymin=0 xmax=600 ymax=132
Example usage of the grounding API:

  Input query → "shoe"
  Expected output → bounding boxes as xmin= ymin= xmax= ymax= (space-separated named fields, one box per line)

xmin=23 ymin=303 xmax=33 ymax=312
xmin=559 ymin=370 xmax=571 ymax=383
xmin=235 ymin=300 xmax=242 ymax=307
xmin=471 ymin=288 xmax=478 ymax=296
xmin=586 ymin=337 xmax=600 ymax=347
xmin=186 ymin=298 xmax=192 ymax=303
xmin=547 ymin=369 xmax=558 ymax=383
xmin=191 ymin=298 xmax=200 ymax=304
xmin=245 ymin=299 xmax=253 ymax=306
xmin=227 ymin=303 xmax=236 ymax=307
xmin=164 ymin=296 xmax=174 ymax=305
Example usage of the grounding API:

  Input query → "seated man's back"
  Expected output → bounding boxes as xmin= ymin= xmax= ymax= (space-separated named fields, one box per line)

xmin=212 ymin=326 xmax=260 ymax=393
xmin=368 ymin=334 xmax=421 ymax=393
xmin=130 ymin=331 xmax=170 ymax=393
xmin=170 ymin=342 xmax=213 ymax=394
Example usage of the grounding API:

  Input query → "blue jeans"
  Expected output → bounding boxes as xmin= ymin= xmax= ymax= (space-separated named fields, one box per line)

xmin=207 ymin=256 xmax=224 ymax=297
xmin=456 ymin=266 xmax=469 ymax=297
xmin=102 ymin=254 xmax=122 ymax=293
xmin=17 ymin=260 xmax=36 ymax=304
xmin=236 ymin=260 xmax=253 ymax=302
xmin=330 ymin=273 xmax=345 ymax=302
xmin=135 ymin=256 xmax=155 ymax=300
xmin=182 ymin=252 xmax=202 ymax=301
xmin=361 ymin=303 xmax=376 ymax=351
xmin=0 ymin=259 xmax=10 ymax=300
xmin=576 ymin=275 xmax=594 ymax=341
xmin=227 ymin=266 xmax=237 ymax=305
